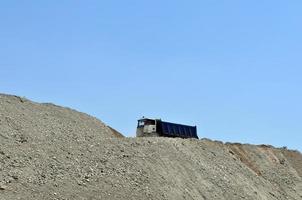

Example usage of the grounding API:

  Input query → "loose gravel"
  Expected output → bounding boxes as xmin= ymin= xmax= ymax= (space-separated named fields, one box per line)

xmin=0 ymin=94 xmax=301 ymax=200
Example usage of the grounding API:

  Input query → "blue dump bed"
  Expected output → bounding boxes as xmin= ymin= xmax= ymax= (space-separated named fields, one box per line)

xmin=159 ymin=121 xmax=198 ymax=139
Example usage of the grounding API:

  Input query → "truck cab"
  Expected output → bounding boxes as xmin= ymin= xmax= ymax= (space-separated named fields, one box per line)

xmin=136 ymin=118 xmax=159 ymax=137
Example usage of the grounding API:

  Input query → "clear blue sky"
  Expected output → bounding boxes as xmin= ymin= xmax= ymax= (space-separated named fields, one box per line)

xmin=1 ymin=1 xmax=301 ymax=151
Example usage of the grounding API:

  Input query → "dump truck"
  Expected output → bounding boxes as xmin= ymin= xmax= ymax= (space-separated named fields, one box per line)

xmin=136 ymin=117 xmax=198 ymax=139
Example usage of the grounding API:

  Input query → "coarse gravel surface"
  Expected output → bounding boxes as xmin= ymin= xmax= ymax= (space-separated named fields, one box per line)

xmin=0 ymin=94 xmax=301 ymax=200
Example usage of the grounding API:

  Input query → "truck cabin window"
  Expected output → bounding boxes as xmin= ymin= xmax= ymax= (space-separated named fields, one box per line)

xmin=137 ymin=119 xmax=155 ymax=127
xmin=138 ymin=120 xmax=145 ymax=127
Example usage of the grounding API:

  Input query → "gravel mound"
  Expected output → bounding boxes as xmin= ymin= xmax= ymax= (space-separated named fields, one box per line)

xmin=0 ymin=94 xmax=122 ymax=145
xmin=0 ymin=94 xmax=301 ymax=200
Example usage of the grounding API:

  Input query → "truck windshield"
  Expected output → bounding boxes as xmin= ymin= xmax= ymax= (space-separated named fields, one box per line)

xmin=137 ymin=119 xmax=155 ymax=127
xmin=138 ymin=120 xmax=145 ymax=127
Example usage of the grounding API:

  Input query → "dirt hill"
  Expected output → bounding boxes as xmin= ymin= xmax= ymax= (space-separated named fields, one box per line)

xmin=0 ymin=94 xmax=301 ymax=200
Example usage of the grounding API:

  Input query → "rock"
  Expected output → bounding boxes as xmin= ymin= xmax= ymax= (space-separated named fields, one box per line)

xmin=0 ymin=184 xmax=7 ymax=190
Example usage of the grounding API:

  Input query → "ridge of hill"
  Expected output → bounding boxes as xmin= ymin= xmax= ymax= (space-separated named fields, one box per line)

xmin=0 ymin=94 xmax=123 ymax=144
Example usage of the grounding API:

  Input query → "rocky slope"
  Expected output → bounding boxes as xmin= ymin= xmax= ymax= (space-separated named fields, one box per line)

xmin=0 ymin=94 xmax=301 ymax=200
